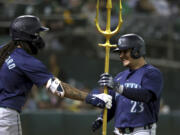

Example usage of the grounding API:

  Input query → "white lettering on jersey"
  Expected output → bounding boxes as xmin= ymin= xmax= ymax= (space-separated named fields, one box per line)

xmin=5 ymin=56 xmax=16 ymax=69
xmin=124 ymin=83 xmax=140 ymax=89
xmin=124 ymin=83 xmax=144 ymax=113
xmin=131 ymin=101 xmax=144 ymax=113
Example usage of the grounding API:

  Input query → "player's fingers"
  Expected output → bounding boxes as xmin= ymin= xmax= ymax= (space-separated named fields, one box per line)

xmin=103 ymin=93 xmax=112 ymax=102
xmin=102 ymin=94 xmax=112 ymax=109
xmin=100 ymin=76 xmax=111 ymax=80
xmin=101 ymin=93 xmax=112 ymax=102
xmin=105 ymin=97 xmax=112 ymax=105
xmin=106 ymin=99 xmax=112 ymax=106
xmin=99 ymin=76 xmax=111 ymax=81
xmin=98 ymin=80 xmax=108 ymax=84
xmin=100 ymin=73 xmax=110 ymax=77
xmin=106 ymin=94 xmax=112 ymax=100
xmin=106 ymin=101 xmax=112 ymax=109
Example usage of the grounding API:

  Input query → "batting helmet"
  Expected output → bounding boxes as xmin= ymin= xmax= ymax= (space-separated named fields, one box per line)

xmin=114 ymin=33 xmax=146 ymax=59
xmin=10 ymin=15 xmax=49 ymax=54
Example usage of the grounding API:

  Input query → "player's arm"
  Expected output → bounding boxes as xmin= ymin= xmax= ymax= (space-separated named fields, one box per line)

xmin=98 ymin=71 xmax=163 ymax=103
xmin=61 ymin=81 xmax=87 ymax=101
xmin=122 ymin=70 xmax=163 ymax=102
xmin=46 ymin=77 xmax=112 ymax=109
xmin=121 ymin=87 xmax=155 ymax=103
xmin=20 ymin=57 xmax=112 ymax=108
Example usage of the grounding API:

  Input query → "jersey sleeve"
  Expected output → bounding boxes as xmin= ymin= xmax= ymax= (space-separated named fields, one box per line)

xmin=142 ymin=69 xmax=163 ymax=99
xmin=20 ymin=57 xmax=53 ymax=87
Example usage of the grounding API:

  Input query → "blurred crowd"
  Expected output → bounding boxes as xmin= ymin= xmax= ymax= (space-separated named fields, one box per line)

xmin=0 ymin=0 xmax=180 ymax=42
xmin=1 ymin=0 xmax=180 ymax=16
xmin=0 ymin=0 xmax=180 ymax=26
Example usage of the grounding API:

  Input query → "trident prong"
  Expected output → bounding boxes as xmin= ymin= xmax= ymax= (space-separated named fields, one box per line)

xmin=95 ymin=0 xmax=123 ymax=41
xmin=95 ymin=0 xmax=123 ymax=135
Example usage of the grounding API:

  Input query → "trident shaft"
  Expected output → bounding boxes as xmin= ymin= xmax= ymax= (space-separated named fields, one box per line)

xmin=95 ymin=0 xmax=123 ymax=135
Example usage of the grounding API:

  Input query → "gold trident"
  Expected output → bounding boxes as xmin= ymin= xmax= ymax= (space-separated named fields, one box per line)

xmin=95 ymin=0 xmax=123 ymax=135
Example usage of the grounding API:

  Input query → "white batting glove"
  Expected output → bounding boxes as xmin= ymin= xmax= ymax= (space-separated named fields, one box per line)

xmin=46 ymin=77 xmax=65 ymax=97
xmin=93 ymin=93 xmax=112 ymax=109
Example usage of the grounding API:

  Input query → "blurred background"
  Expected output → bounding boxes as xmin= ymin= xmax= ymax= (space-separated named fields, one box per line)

xmin=0 ymin=0 xmax=180 ymax=134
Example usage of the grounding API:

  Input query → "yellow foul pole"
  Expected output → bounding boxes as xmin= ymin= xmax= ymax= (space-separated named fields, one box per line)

xmin=95 ymin=0 xmax=123 ymax=135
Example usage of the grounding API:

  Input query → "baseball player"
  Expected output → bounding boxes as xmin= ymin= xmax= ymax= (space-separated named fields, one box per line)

xmin=91 ymin=34 xmax=163 ymax=135
xmin=0 ymin=15 xmax=112 ymax=135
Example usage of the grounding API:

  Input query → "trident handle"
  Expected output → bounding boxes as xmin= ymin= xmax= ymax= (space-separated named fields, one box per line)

xmin=95 ymin=0 xmax=123 ymax=135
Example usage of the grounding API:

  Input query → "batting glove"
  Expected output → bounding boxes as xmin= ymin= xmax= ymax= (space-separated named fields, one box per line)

xmin=98 ymin=73 xmax=124 ymax=94
xmin=91 ymin=117 xmax=103 ymax=132
xmin=98 ymin=73 xmax=114 ymax=88
xmin=85 ymin=93 xmax=112 ymax=109
xmin=46 ymin=77 xmax=65 ymax=97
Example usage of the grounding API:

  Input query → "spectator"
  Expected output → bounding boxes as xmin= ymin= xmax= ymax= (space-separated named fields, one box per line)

xmin=150 ymin=0 xmax=171 ymax=16
xmin=136 ymin=0 xmax=156 ymax=14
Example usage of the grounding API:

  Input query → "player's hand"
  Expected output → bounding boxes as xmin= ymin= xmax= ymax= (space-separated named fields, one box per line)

xmin=98 ymin=73 xmax=114 ymax=89
xmin=98 ymin=73 xmax=124 ymax=94
xmin=91 ymin=117 xmax=103 ymax=132
xmin=85 ymin=93 xmax=112 ymax=109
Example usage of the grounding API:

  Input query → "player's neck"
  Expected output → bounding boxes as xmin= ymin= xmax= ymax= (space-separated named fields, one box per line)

xmin=129 ymin=57 xmax=147 ymax=70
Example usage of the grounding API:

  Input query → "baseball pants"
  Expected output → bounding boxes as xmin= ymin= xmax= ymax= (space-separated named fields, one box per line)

xmin=0 ymin=107 xmax=22 ymax=135
xmin=114 ymin=123 xmax=156 ymax=135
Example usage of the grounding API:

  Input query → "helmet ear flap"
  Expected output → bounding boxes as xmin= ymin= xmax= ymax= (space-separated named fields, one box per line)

xmin=32 ymin=35 xmax=45 ymax=49
xmin=29 ymin=35 xmax=45 ymax=54
xmin=131 ymin=47 xmax=141 ymax=59
xmin=29 ymin=43 xmax=38 ymax=55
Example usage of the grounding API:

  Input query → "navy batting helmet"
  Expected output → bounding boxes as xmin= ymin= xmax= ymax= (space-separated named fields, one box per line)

xmin=114 ymin=33 xmax=146 ymax=59
xmin=10 ymin=15 xmax=49 ymax=54
xmin=10 ymin=15 xmax=49 ymax=41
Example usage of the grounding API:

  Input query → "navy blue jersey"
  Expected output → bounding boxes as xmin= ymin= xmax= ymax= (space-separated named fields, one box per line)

xmin=108 ymin=64 xmax=163 ymax=128
xmin=0 ymin=48 xmax=53 ymax=112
